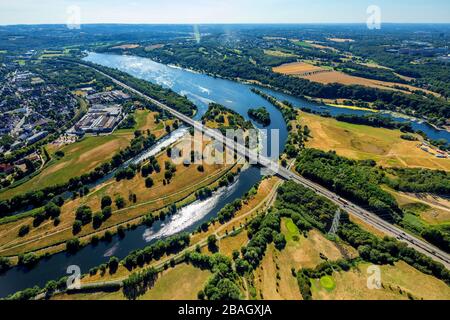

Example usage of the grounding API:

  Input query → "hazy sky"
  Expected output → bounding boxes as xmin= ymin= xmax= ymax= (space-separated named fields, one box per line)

xmin=1 ymin=0 xmax=450 ymax=25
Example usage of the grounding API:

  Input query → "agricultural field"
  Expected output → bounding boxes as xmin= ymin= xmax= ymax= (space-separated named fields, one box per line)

xmin=298 ymin=112 xmax=450 ymax=171
xmin=273 ymin=61 xmax=326 ymax=76
xmin=263 ymin=50 xmax=298 ymax=58
xmin=302 ymin=70 xmax=437 ymax=96
xmin=311 ymin=261 xmax=450 ymax=300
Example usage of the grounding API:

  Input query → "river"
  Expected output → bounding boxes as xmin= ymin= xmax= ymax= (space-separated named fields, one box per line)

xmin=0 ymin=52 xmax=448 ymax=298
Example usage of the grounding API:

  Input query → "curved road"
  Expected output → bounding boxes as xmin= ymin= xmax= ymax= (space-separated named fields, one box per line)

xmin=78 ymin=62 xmax=450 ymax=270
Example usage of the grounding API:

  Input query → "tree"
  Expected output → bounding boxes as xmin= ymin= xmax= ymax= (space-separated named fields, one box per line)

xmin=76 ymin=205 xmax=93 ymax=225
xmin=101 ymin=195 xmax=112 ymax=209
xmin=72 ymin=220 xmax=82 ymax=234
xmin=0 ymin=256 xmax=11 ymax=273
xmin=207 ymin=235 xmax=218 ymax=253
xmin=93 ymin=212 xmax=104 ymax=229
xmin=102 ymin=206 xmax=112 ymax=220
xmin=145 ymin=177 xmax=154 ymax=188
xmin=66 ymin=238 xmax=81 ymax=253
xmin=115 ymin=196 xmax=126 ymax=209
xmin=274 ymin=233 xmax=287 ymax=250
xmin=18 ymin=225 xmax=30 ymax=237
xmin=108 ymin=256 xmax=120 ymax=274
xmin=45 ymin=202 xmax=61 ymax=218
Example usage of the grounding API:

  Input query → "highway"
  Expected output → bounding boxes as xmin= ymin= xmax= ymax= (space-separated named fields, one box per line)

xmin=81 ymin=62 xmax=450 ymax=269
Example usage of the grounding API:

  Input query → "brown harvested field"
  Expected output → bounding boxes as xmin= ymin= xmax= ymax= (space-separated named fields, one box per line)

xmin=302 ymin=70 xmax=437 ymax=96
xmin=0 ymin=136 xmax=234 ymax=256
xmin=299 ymin=112 xmax=450 ymax=171
xmin=273 ymin=61 xmax=325 ymax=76
xmin=254 ymin=243 xmax=302 ymax=300
xmin=312 ymin=262 xmax=450 ymax=300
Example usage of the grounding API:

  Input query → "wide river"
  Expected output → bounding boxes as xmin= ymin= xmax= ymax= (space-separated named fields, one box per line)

xmin=0 ymin=52 xmax=448 ymax=298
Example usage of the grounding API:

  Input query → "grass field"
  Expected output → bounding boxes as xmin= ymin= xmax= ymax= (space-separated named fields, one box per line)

xmin=0 ymin=110 xmax=162 ymax=201
xmin=53 ymin=263 xmax=211 ymax=300
xmin=263 ymin=50 xmax=298 ymax=58
xmin=299 ymin=112 xmax=450 ymax=171
xmin=311 ymin=261 xmax=450 ymax=300
xmin=253 ymin=219 xmax=356 ymax=300
xmin=139 ymin=263 xmax=211 ymax=300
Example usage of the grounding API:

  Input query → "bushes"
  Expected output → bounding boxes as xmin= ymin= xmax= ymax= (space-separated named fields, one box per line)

xmin=66 ymin=238 xmax=81 ymax=253
xmin=101 ymin=196 xmax=112 ymax=209
xmin=385 ymin=168 xmax=450 ymax=196
xmin=18 ymin=225 xmax=30 ymax=237
xmin=122 ymin=233 xmax=190 ymax=270
xmin=0 ymin=256 xmax=11 ymax=273
xmin=75 ymin=205 xmax=93 ymax=225
xmin=122 ymin=267 xmax=158 ymax=300
xmin=186 ymin=252 xmax=241 ymax=301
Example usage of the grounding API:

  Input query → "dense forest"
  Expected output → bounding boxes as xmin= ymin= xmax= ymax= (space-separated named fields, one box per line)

xmin=295 ymin=149 xmax=402 ymax=222
xmin=385 ymin=168 xmax=450 ymax=196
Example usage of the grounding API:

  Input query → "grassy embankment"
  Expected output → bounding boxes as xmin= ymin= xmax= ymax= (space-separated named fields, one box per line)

xmin=0 ymin=132 xmax=235 ymax=257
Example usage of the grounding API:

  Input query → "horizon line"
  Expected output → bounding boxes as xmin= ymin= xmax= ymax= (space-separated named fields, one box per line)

xmin=2 ymin=22 xmax=450 ymax=27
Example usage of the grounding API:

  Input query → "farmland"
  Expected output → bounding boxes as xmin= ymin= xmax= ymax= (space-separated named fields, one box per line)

xmin=298 ymin=112 xmax=450 ymax=171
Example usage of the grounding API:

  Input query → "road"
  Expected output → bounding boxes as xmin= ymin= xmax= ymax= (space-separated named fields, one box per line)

xmin=79 ymin=62 xmax=450 ymax=269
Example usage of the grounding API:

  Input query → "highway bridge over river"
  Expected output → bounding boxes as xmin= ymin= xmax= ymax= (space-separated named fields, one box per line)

xmin=79 ymin=62 xmax=450 ymax=269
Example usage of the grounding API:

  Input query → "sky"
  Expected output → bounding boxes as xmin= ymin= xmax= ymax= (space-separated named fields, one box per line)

xmin=0 ymin=0 xmax=450 ymax=25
